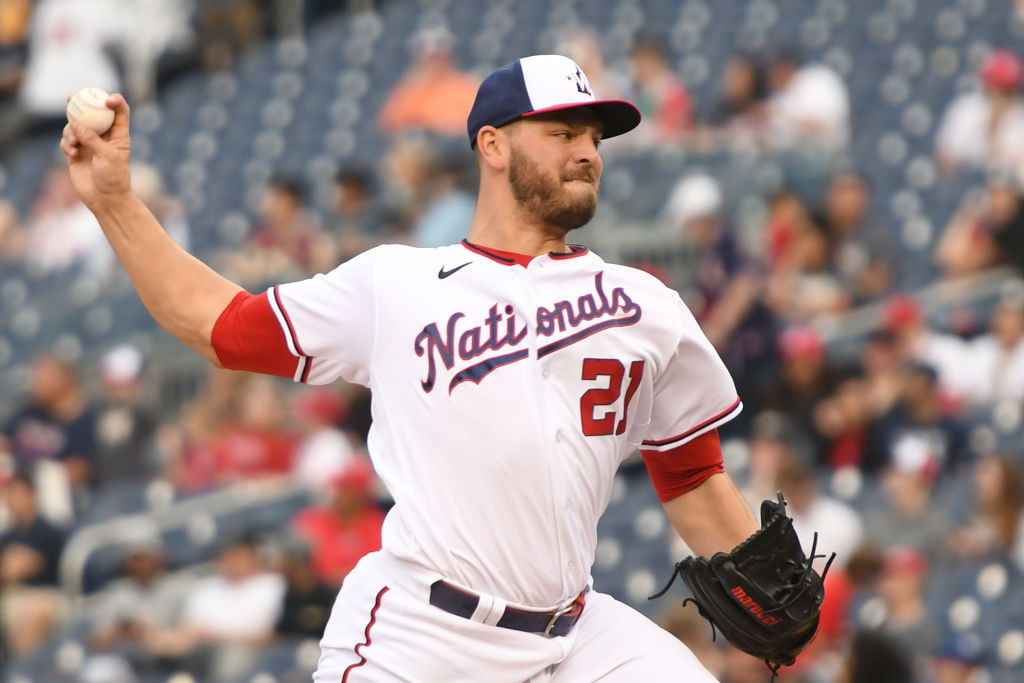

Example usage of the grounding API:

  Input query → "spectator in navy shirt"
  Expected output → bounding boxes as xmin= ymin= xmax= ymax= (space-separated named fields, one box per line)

xmin=0 ymin=470 xmax=67 ymax=654
xmin=870 ymin=363 xmax=971 ymax=476
xmin=1 ymin=353 xmax=97 ymax=513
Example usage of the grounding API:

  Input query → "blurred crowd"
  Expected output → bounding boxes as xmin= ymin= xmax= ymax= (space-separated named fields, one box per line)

xmin=0 ymin=0 xmax=345 ymax=155
xmin=1 ymin=2 xmax=1024 ymax=682
xmin=0 ymin=346 xmax=384 ymax=681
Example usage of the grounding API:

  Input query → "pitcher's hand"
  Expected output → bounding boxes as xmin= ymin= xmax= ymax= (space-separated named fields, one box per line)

xmin=60 ymin=92 xmax=132 ymax=212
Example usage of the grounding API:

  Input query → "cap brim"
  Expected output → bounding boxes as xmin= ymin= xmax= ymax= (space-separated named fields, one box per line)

xmin=522 ymin=99 xmax=642 ymax=139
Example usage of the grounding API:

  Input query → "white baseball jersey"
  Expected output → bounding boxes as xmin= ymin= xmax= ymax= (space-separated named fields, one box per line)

xmin=226 ymin=240 xmax=741 ymax=609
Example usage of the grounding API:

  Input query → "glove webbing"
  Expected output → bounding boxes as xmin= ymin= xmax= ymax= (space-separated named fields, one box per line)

xmin=755 ymin=531 xmax=836 ymax=616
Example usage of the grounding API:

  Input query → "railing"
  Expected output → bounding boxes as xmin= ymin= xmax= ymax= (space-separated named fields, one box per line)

xmin=59 ymin=478 xmax=312 ymax=599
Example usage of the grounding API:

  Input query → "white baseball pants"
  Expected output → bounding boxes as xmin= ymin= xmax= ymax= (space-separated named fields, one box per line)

xmin=313 ymin=551 xmax=717 ymax=682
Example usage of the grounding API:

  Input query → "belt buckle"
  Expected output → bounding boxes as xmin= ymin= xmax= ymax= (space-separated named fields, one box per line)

xmin=543 ymin=603 xmax=575 ymax=636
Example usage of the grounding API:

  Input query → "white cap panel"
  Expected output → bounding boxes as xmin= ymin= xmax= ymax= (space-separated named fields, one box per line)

xmin=519 ymin=55 xmax=596 ymax=110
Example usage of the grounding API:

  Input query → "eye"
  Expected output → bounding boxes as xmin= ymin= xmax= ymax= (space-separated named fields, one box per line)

xmin=593 ymin=137 xmax=602 ymax=149
xmin=553 ymin=131 xmax=572 ymax=140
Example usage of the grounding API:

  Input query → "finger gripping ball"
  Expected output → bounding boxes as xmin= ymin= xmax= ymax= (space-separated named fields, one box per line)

xmin=67 ymin=87 xmax=115 ymax=134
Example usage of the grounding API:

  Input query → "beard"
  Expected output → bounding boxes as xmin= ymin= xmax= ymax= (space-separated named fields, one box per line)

xmin=508 ymin=146 xmax=599 ymax=231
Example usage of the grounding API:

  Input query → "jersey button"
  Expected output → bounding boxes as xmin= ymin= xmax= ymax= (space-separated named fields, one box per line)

xmin=542 ymin=368 xmax=550 ymax=379
xmin=554 ymin=429 xmax=562 ymax=443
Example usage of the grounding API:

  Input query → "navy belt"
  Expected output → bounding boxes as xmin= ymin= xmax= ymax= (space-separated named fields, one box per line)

xmin=428 ymin=580 xmax=586 ymax=637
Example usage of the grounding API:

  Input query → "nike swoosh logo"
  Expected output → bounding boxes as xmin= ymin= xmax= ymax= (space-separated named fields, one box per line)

xmin=438 ymin=262 xmax=472 ymax=279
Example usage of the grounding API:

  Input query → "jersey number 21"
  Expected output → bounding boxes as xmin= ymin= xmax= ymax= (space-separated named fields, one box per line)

xmin=579 ymin=358 xmax=645 ymax=436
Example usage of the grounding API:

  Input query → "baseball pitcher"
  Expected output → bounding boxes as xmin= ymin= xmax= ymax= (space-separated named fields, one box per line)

xmin=61 ymin=54 xmax=827 ymax=681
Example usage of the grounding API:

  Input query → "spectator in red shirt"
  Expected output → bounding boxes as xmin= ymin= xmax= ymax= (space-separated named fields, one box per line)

xmin=171 ymin=374 xmax=297 ymax=491
xmin=209 ymin=375 xmax=298 ymax=485
xmin=292 ymin=457 xmax=385 ymax=586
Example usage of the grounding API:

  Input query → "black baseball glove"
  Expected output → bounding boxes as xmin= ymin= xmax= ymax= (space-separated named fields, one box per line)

xmin=650 ymin=493 xmax=834 ymax=678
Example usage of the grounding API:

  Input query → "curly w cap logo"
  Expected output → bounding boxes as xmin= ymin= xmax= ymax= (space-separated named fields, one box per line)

xmin=570 ymin=67 xmax=592 ymax=96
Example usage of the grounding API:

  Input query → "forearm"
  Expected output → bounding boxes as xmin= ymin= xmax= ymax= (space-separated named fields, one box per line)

xmin=93 ymin=194 xmax=242 ymax=363
xmin=663 ymin=471 xmax=758 ymax=558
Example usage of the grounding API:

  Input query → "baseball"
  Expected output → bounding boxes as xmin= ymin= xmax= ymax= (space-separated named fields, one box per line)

xmin=67 ymin=87 xmax=115 ymax=135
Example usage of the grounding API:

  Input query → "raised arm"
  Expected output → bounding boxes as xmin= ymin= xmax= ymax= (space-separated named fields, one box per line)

xmin=60 ymin=94 xmax=242 ymax=365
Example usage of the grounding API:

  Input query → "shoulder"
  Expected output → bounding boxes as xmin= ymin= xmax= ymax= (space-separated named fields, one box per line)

xmin=158 ymin=572 xmax=196 ymax=596
xmin=30 ymin=517 xmax=66 ymax=545
xmin=599 ymin=260 xmax=685 ymax=304
xmin=796 ymin=65 xmax=845 ymax=89
xmin=314 ymin=243 xmax=454 ymax=284
xmin=345 ymin=243 xmax=419 ymax=264
xmin=68 ymin=407 xmax=98 ymax=431
xmin=815 ymin=496 xmax=861 ymax=524
xmin=596 ymin=261 xmax=699 ymax=339
xmin=187 ymin=575 xmax=227 ymax=600
xmin=943 ymin=93 xmax=986 ymax=120
xmin=4 ymin=405 xmax=38 ymax=428
xmin=598 ymin=259 xmax=671 ymax=288
xmin=252 ymin=571 xmax=286 ymax=594
xmin=106 ymin=577 xmax=150 ymax=602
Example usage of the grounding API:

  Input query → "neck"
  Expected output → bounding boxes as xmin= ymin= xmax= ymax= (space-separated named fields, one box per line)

xmin=896 ymin=489 xmax=929 ymax=516
xmin=13 ymin=512 xmax=37 ymax=528
xmin=467 ymin=181 xmax=571 ymax=256
xmin=909 ymin=399 xmax=937 ymax=422
xmin=888 ymin=596 xmax=924 ymax=624
xmin=46 ymin=390 xmax=84 ymax=420
xmin=1000 ymin=334 xmax=1022 ymax=351
xmin=335 ymin=509 xmax=361 ymax=523
xmin=291 ymin=572 xmax=317 ymax=592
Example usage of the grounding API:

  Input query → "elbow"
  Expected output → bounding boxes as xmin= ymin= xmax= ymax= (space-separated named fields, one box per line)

xmin=175 ymin=327 xmax=223 ymax=368
xmin=194 ymin=338 xmax=225 ymax=368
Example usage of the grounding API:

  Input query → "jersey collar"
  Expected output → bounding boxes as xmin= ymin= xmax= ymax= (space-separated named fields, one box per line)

xmin=461 ymin=239 xmax=590 ymax=267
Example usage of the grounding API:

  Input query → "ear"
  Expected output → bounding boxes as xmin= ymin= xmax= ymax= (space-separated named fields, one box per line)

xmin=475 ymin=126 xmax=508 ymax=172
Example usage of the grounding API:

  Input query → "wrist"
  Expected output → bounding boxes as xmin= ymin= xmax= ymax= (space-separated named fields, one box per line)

xmin=90 ymin=191 xmax=141 ymax=219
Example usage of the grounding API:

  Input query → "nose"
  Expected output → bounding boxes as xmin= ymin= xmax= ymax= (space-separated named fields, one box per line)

xmin=577 ymin=134 xmax=600 ymax=158
xmin=571 ymin=138 xmax=602 ymax=172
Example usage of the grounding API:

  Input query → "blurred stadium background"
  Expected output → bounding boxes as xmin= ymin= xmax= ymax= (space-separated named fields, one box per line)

xmin=1 ymin=0 xmax=1024 ymax=681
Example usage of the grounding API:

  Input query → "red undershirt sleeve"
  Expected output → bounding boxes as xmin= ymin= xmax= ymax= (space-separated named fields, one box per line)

xmin=211 ymin=291 xmax=300 ymax=379
xmin=641 ymin=428 xmax=725 ymax=503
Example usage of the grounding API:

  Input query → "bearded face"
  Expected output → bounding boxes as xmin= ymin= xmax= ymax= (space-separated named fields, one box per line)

xmin=507 ymin=144 xmax=600 ymax=231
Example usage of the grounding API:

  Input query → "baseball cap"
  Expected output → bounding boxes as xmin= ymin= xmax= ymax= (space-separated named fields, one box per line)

xmin=101 ymin=344 xmax=144 ymax=386
xmin=882 ymin=294 xmax=923 ymax=332
xmin=981 ymin=49 xmax=1024 ymax=92
xmin=663 ymin=174 xmax=723 ymax=226
xmin=466 ymin=55 xmax=641 ymax=148
xmin=330 ymin=457 xmax=375 ymax=494
xmin=890 ymin=433 xmax=941 ymax=484
xmin=882 ymin=546 xmax=929 ymax=577
xmin=119 ymin=520 xmax=164 ymax=557
xmin=777 ymin=325 xmax=825 ymax=361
